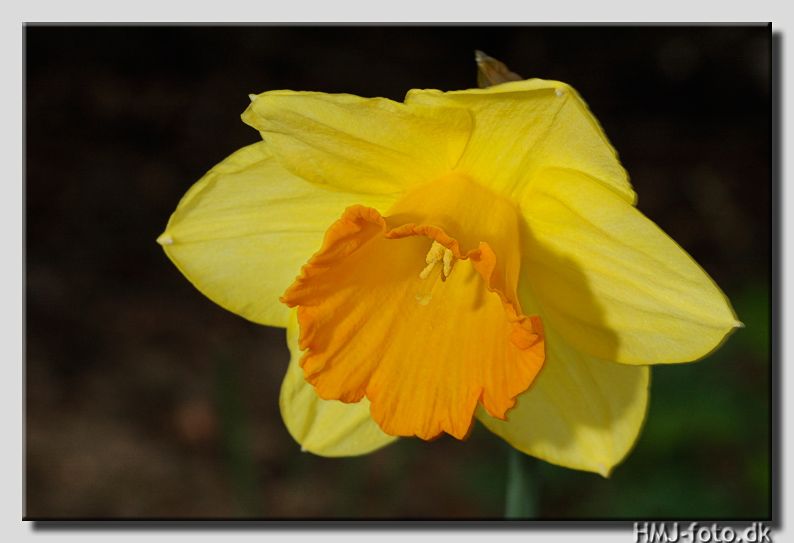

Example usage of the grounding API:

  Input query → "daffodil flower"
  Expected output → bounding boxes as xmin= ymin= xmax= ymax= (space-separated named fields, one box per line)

xmin=158 ymin=77 xmax=740 ymax=476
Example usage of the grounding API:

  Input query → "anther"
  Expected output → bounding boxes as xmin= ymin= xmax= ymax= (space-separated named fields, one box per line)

xmin=425 ymin=241 xmax=445 ymax=264
xmin=419 ymin=261 xmax=437 ymax=280
xmin=419 ymin=241 xmax=456 ymax=281
xmin=442 ymin=247 xmax=454 ymax=279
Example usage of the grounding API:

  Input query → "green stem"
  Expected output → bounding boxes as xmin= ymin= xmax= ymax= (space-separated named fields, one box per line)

xmin=505 ymin=448 xmax=537 ymax=519
xmin=215 ymin=355 xmax=262 ymax=517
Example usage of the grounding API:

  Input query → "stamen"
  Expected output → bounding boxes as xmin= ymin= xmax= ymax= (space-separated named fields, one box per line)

xmin=418 ymin=240 xmax=456 ymax=281
xmin=419 ymin=260 xmax=437 ymax=280
xmin=442 ymin=247 xmax=454 ymax=279
xmin=425 ymin=241 xmax=445 ymax=264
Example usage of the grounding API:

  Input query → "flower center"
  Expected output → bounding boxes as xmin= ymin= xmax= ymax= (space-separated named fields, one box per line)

xmin=419 ymin=240 xmax=455 ymax=281
xmin=281 ymin=174 xmax=545 ymax=440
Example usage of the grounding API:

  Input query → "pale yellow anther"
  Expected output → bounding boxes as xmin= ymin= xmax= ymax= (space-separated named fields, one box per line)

xmin=425 ymin=241 xmax=445 ymax=264
xmin=442 ymin=247 xmax=454 ymax=278
xmin=419 ymin=261 xmax=437 ymax=280
xmin=419 ymin=240 xmax=455 ymax=281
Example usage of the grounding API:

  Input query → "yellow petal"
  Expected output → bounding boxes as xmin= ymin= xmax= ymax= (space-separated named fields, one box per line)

xmin=280 ymin=311 xmax=397 ymax=456
xmin=242 ymin=91 xmax=472 ymax=194
xmin=405 ymin=79 xmax=635 ymax=203
xmin=521 ymin=167 xmax=740 ymax=364
xmin=477 ymin=316 xmax=650 ymax=477
xmin=158 ymin=141 xmax=397 ymax=327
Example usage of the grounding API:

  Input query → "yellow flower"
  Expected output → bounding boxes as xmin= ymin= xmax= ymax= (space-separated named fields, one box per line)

xmin=158 ymin=78 xmax=740 ymax=476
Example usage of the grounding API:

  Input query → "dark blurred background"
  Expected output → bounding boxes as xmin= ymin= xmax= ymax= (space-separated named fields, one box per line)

xmin=25 ymin=25 xmax=771 ymax=519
